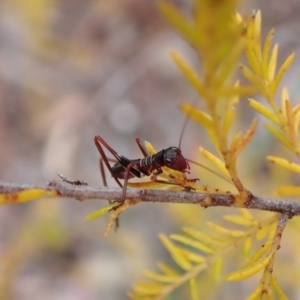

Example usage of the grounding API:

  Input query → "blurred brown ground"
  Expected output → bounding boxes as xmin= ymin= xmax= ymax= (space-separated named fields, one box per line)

xmin=0 ymin=0 xmax=300 ymax=299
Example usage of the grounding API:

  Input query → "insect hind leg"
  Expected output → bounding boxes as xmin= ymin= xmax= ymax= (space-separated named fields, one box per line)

xmin=94 ymin=135 xmax=141 ymax=205
xmin=135 ymin=138 xmax=149 ymax=158
xmin=94 ymin=136 xmax=123 ymax=188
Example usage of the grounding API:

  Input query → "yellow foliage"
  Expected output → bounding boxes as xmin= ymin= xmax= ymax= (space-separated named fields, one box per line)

xmin=222 ymin=83 xmax=240 ymax=136
xmin=143 ymin=270 xmax=178 ymax=283
xmin=207 ymin=221 xmax=246 ymax=237
xmin=157 ymin=261 xmax=180 ymax=277
xmin=264 ymin=123 xmax=295 ymax=151
xmin=225 ymin=254 xmax=272 ymax=281
xmin=0 ymin=189 xmax=57 ymax=204
xmin=129 ymin=213 xmax=280 ymax=299
xmin=199 ymin=147 xmax=231 ymax=178
xmin=243 ymin=237 xmax=252 ymax=258
xmin=277 ymin=186 xmax=300 ymax=196
xmin=85 ymin=202 xmax=120 ymax=221
xmin=244 ymin=240 xmax=273 ymax=267
xmin=183 ymin=227 xmax=226 ymax=247
xmin=170 ymin=51 xmax=208 ymax=99
xmin=248 ymin=99 xmax=280 ymax=124
xmin=267 ymin=156 xmax=300 ymax=174
xmin=245 ymin=285 xmax=263 ymax=300
xmin=271 ymin=274 xmax=289 ymax=300
xmin=159 ymin=234 xmax=193 ymax=271
xmin=170 ymin=234 xmax=215 ymax=254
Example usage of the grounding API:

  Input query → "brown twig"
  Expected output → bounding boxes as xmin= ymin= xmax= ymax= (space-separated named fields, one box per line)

xmin=260 ymin=213 xmax=289 ymax=299
xmin=0 ymin=180 xmax=300 ymax=216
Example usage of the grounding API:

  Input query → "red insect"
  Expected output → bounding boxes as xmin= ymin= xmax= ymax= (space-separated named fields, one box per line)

xmin=94 ymin=135 xmax=192 ymax=203
xmin=94 ymin=101 xmax=232 ymax=218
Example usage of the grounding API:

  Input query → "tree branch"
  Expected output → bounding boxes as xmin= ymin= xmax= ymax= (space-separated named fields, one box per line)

xmin=0 ymin=180 xmax=299 ymax=216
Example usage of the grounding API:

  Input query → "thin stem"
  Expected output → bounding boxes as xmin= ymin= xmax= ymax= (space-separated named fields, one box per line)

xmin=1 ymin=181 xmax=300 ymax=216
xmin=260 ymin=213 xmax=289 ymax=299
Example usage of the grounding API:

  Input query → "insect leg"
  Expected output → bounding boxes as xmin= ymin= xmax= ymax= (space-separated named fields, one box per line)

xmin=95 ymin=136 xmax=143 ymax=177
xmin=99 ymin=157 xmax=121 ymax=188
xmin=94 ymin=136 xmax=143 ymax=206
xmin=121 ymin=162 xmax=140 ymax=202
xmin=94 ymin=136 xmax=123 ymax=188
xmin=135 ymin=138 xmax=150 ymax=158
xmin=95 ymin=136 xmax=131 ymax=229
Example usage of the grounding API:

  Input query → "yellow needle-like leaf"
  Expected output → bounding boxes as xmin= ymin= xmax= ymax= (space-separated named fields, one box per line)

xmin=240 ymin=209 xmax=254 ymax=222
xmin=159 ymin=234 xmax=192 ymax=271
xmin=216 ymin=85 xmax=256 ymax=97
xmin=267 ymin=44 xmax=278 ymax=81
xmin=223 ymin=214 xmax=257 ymax=226
xmin=199 ymin=147 xmax=230 ymax=177
xmin=271 ymin=274 xmax=289 ymax=300
xmin=157 ymin=261 xmax=179 ymax=277
xmin=292 ymin=102 xmax=300 ymax=115
xmin=285 ymin=99 xmax=296 ymax=144
xmin=213 ymin=258 xmax=223 ymax=282
xmin=262 ymin=29 xmax=274 ymax=79
xmin=85 ymin=203 xmax=119 ymax=221
xmin=143 ymin=270 xmax=178 ymax=283
xmin=248 ymin=99 xmax=279 ymax=124
xmin=225 ymin=254 xmax=272 ymax=281
xmin=170 ymin=234 xmax=214 ymax=253
xmin=244 ymin=240 xmax=272 ymax=267
xmin=0 ymin=189 xmax=57 ymax=204
xmin=178 ymin=247 xmax=206 ymax=263
xmin=246 ymin=12 xmax=255 ymax=44
xmin=256 ymin=225 xmax=270 ymax=241
xmin=144 ymin=141 xmax=156 ymax=155
xmin=222 ymin=86 xmax=239 ymax=135
xmin=264 ymin=123 xmax=294 ymax=151
xmin=233 ymin=11 xmax=243 ymax=24
xmin=270 ymin=53 xmax=295 ymax=97
xmin=244 ymin=11 xmax=262 ymax=75
xmin=183 ymin=227 xmax=226 ymax=247
xmin=189 ymin=278 xmax=198 ymax=300
xmin=253 ymin=10 xmax=262 ymax=59
xmin=207 ymin=222 xmax=246 ymax=237
xmin=132 ymin=282 xmax=165 ymax=295
xmin=229 ymin=131 xmax=242 ymax=154
xmin=246 ymin=20 xmax=257 ymax=58
xmin=180 ymin=103 xmax=213 ymax=129
xmin=213 ymin=40 xmax=245 ymax=87
xmin=170 ymin=51 xmax=207 ymax=99
xmin=281 ymin=88 xmax=289 ymax=120
xmin=240 ymin=65 xmax=266 ymax=97
xmin=277 ymin=186 xmax=300 ymax=196
xmin=245 ymin=46 xmax=262 ymax=76
xmin=235 ymin=118 xmax=257 ymax=157
xmin=243 ymin=237 xmax=252 ymax=258
xmin=267 ymin=156 xmax=300 ymax=174
xmin=245 ymin=285 xmax=263 ymax=300
xmin=295 ymin=110 xmax=300 ymax=138
xmin=157 ymin=1 xmax=198 ymax=46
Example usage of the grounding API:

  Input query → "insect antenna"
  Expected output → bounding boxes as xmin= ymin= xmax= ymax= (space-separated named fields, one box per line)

xmin=178 ymin=99 xmax=233 ymax=185
xmin=178 ymin=98 xmax=199 ymax=150
xmin=186 ymin=159 xmax=232 ymax=185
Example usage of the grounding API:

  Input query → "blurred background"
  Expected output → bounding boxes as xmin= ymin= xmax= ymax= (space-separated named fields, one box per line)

xmin=1 ymin=0 xmax=300 ymax=299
